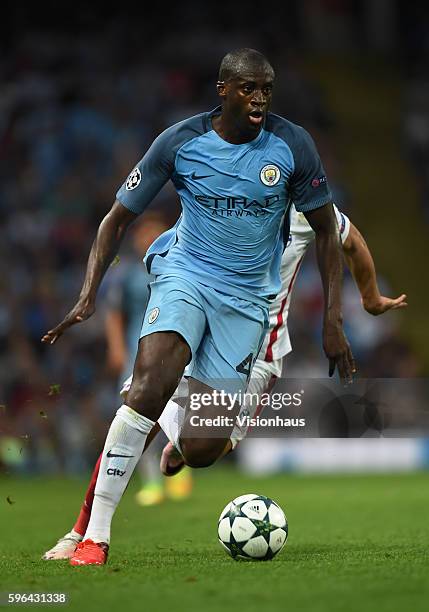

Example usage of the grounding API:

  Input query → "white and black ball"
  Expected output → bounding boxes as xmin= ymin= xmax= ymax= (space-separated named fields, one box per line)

xmin=218 ymin=493 xmax=288 ymax=560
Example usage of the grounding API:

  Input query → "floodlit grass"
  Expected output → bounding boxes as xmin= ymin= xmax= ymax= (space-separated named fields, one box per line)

xmin=1 ymin=468 xmax=428 ymax=611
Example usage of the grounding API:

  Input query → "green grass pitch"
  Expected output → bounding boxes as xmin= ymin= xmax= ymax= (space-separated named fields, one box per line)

xmin=1 ymin=467 xmax=428 ymax=611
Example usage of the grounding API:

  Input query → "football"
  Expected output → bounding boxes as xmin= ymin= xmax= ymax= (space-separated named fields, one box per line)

xmin=217 ymin=493 xmax=288 ymax=560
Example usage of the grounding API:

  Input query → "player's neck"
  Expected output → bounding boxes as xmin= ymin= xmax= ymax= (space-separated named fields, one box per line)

xmin=212 ymin=114 xmax=261 ymax=145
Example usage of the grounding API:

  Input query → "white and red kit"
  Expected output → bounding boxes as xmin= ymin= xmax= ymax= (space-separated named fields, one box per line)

xmin=230 ymin=204 xmax=350 ymax=445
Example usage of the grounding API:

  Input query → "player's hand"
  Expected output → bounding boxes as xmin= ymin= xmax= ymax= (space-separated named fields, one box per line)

xmin=41 ymin=299 xmax=96 ymax=345
xmin=323 ymin=323 xmax=356 ymax=385
xmin=362 ymin=293 xmax=408 ymax=316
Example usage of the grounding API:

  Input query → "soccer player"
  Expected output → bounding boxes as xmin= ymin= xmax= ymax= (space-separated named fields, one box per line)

xmin=220 ymin=204 xmax=408 ymax=451
xmin=42 ymin=203 xmax=406 ymax=561
xmin=42 ymin=48 xmax=354 ymax=565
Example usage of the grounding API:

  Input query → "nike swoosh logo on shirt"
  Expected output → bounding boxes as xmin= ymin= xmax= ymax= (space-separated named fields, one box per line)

xmin=107 ymin=450 xmax=134 ymax=458
xmin=190 ymin=172 xmax=214 ymax=180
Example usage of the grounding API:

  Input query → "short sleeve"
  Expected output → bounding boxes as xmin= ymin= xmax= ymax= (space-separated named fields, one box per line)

xmin=116 ymin=128 xmax=176 ymax=215
xmin=332 ymin=204 xmax=351 ymax=244
xmin=290 ymin=127 xmax=332 ymax=213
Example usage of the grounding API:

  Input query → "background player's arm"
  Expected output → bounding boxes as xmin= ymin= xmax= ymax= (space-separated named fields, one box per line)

xmin=343 ymin=223 xmax=408 ymax=316
xmin=104 ymin=270 xmax=129 ymax=374
xmin=105 ymin=309 xmax=127 ymax=374
xmin=42 ymin=201 xmax=137 ymax=344
xmin=304 ymin=203 xmax=355 ymax=382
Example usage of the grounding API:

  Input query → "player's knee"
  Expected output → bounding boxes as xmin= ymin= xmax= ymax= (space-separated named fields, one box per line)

xmin=180 ymin=438 xmax=222 ymax=469
xmin=127 ymin=369 xmax=175 ymax=412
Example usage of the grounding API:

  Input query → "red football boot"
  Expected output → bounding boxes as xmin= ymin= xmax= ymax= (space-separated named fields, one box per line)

xmin=70 ymin=539 xmax=109 ymax=566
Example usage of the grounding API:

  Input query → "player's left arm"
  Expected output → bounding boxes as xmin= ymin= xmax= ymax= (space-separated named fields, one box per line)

xmin=342 ymin=223 xmax=408 ymax=315
xmin=304 ymin=203 xmax=355 ymax=383
xmin=289 ymin=124 xmax=354 ymax=383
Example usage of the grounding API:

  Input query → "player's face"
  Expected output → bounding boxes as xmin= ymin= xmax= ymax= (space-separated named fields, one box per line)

xmin=218 ymin=70 xmax=274 ymax=136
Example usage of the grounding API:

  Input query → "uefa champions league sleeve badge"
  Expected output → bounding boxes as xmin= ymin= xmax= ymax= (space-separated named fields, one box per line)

xmin=126 ymin=167 xmax=142 ymax=190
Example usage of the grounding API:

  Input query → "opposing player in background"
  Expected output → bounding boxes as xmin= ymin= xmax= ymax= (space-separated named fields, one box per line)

xmin=42 ymin=203 xmax=406 ymax=560
xmin=217 ymin=204 xmax=408 ymax=451
xmin=105 ymin=213 xmax=192 ymax=506
xmin=42 ymin=48 xmax=355 ymax=565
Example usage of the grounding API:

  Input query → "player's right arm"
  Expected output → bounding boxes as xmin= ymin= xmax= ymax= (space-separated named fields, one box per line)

xmin=42 ymin=123 xmax=179 ymax=345
xmin=41 ymin=202 xmax=138 ymax=344
xmin=342 ymin=222 xmax=408 ymax=316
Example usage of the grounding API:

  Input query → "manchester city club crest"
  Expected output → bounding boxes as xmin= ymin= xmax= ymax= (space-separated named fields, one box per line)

xmin=148 ymin=307 xmax=160 ymax=324
xmin=126 ymin=167 xmax=142 ymax=190
xmin=260 ymin=164 xmax=281 ymax=186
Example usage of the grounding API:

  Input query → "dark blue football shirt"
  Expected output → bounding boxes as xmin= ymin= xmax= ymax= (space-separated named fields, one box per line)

xmin=116 ymin=107 xmax=332 ymax=305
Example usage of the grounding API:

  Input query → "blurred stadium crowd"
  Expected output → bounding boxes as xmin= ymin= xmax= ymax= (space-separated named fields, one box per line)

xmin=401 ymin=4 xmax=429 ymax=222
xmin=0 ymin=2 xmax=425 ymax=474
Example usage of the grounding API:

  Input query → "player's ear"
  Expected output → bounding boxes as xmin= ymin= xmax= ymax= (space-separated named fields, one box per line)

xmin=217 ymin=80 xmax=226 ymax=98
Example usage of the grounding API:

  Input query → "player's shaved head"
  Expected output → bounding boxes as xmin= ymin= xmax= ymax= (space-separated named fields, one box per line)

xmin=218 ymin=48 xmax=275 ymax=82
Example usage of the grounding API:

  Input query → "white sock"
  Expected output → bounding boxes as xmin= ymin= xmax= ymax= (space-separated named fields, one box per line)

xmin=85 ymin=405 xmax=155 ymax=544
xmin=68 ymin=529 xmax=83 ymax=541
xmin=158 ymin=399 xmax=185 ymax=452
xmin=230 ymin=367 xmax=274 ymax=449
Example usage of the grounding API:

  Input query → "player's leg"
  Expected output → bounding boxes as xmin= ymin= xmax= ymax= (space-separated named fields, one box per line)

xmin=42 ymin=421 xmax=162 ymax=560
xmin=45 ymin=352 xmax=279 ymax=561
xmin=70 ymin=333 xmax=189 ymax=565
xmin=70 ymin=277 xmax=206 ymax=565
xmin=160 ymin=357 xmax=282 ymax=474
xmin=177 ymin=289 xmax=269 ymax=469
xmin=43 ymin=388 xmax=193 ymax=561
xmin=42 ymin=377 xmax=185 ymax=561
xmin=80 ymin=427 xmax=163 ymax=530
xmin=118 ymin=373 xmax=165 ymax=507
xmin=178 ymin=377 xmax=241 ymax=468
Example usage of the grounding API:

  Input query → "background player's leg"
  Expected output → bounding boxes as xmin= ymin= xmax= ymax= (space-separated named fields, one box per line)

xmin=135 ymin=443 xmax=164 ymax=506
xmin=73 ymin=453 xmax=103 ymax=537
